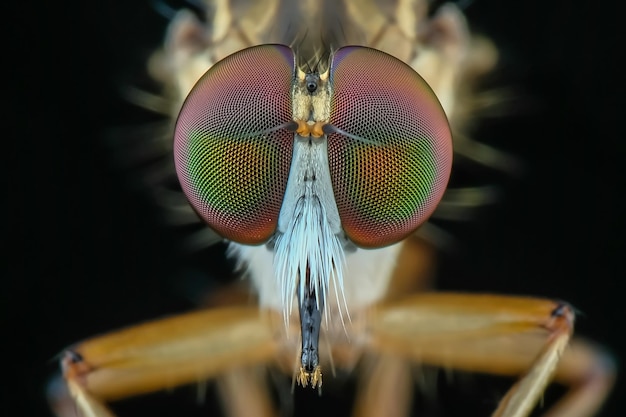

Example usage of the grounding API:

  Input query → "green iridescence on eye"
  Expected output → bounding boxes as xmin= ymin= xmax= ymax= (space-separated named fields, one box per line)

xmin=349 ymin=135 xmax=437 ymax=223
xmin=403 ymin=139 xmax=438 ymax=214
xmin=185 ymin=129 xmax=277 ymax=217
xmin=186 ymin=130 xmax=231 ymax=213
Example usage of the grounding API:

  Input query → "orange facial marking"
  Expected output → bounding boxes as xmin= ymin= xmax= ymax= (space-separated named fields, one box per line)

xmin=295 ymin=120 xmax=309 ymax=136
xmin=311 ymin=121 xmax=325 ymax=137
xmin=294 ymin=120 xmax=326 ymax=138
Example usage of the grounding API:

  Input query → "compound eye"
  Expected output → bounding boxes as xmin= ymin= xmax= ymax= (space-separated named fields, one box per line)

xmin=174 ymin=44 xmax=296 ymax=244
xmin=327 ymin=46 xmax=453 ymax=248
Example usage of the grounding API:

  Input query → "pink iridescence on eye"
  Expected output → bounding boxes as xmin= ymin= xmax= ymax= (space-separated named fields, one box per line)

xmin=327 ymin=46 xmax=453 ymax=248
xmin=173 ymin=44 xmax=296 ymax=244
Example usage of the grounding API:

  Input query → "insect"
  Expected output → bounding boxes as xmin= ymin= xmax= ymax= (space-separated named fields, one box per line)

xmin=173 ymin=41 xmax=453 ymax=388
xmin=49 ymin=1 xmax=615 ymax=416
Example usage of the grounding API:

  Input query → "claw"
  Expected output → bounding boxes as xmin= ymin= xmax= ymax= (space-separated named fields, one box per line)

xmin=297 ymin=365 xmax=323 ymax=389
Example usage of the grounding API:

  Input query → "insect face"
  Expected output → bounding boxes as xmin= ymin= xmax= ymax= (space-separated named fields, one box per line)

xmin=173 ymin=44 xmax=452 ymax=250
xmin=173 ymin=43 xmax=453 ymax=387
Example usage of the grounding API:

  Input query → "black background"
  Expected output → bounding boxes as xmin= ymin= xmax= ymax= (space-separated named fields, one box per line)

xmin=6 ymin=1 xmax=624 ymax=416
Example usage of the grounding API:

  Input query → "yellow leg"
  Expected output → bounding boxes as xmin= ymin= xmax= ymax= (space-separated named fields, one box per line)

xmin=352 ymin=354 xmax=413 ymax=417
xmin=367 ymin=293 xmax=614 ymax=417
xmin=216 ymin=366 xmax=278 ymax=417
xmin=543 ymin=338 xmax=615 ymax=417
xmin=60 ymin=307 xmax=277 ymax=417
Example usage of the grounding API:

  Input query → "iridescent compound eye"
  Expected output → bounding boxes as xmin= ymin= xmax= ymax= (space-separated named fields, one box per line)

xmin=327 ymin=46 xmax=453 ymax=248
xmin=173 ymin=44 xmax=296 ymax=244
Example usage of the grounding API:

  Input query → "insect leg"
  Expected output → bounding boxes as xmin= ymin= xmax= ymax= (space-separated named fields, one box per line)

xmin=55 ymin=307 xmax=277 ymax=417
xmin=367 ymin=293 xmax=580 ymax=417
